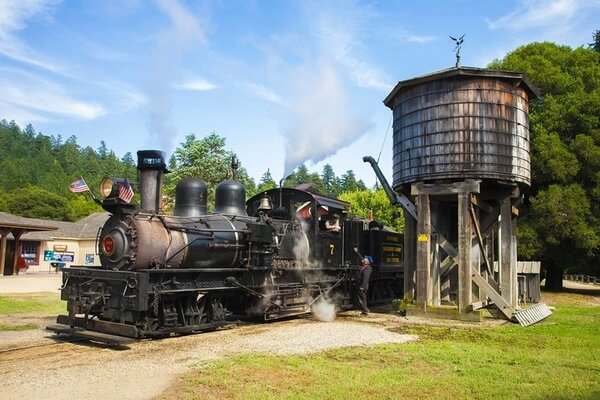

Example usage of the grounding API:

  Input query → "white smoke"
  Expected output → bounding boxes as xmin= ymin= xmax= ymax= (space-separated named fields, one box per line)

xmin=144 ymin=0 xmax=206 ymax=151
xmin=282 ymin=62 xmax=372 ymax=178
xmin=311 ymin=297 xmax=336 ymax=322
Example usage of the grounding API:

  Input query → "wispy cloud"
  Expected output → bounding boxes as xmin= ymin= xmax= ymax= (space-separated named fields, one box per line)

xmin=154 ymin=0 xmax=205 ymax=44
xmin=0 ymin=68 xmax=106 ymax=121
xmin=486 ymin=0 xmax=580 ymax=31
xmin=245 ymin=82 xmax=281 ymax=104
xmin=144 ymin=0 xmax=207 ymax=152
xmin=172 ymin=78 xmax=218 ymax=91
xmin=0 ymin=0 xmax=65 ymax=73
xmin=307 ymin=1 xmax=392 ymax=91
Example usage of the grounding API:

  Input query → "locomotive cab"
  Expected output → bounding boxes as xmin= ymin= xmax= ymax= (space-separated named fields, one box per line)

xmin=247 ymin=187 xmax=350 ymax=268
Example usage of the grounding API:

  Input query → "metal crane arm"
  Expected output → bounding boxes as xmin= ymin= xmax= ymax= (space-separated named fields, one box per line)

xmin=362 ymin=156 xmax=417 ymax=220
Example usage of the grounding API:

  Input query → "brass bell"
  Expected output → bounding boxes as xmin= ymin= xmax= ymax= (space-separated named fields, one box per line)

xmin=258 ymin=195 xmax=272 ymax=211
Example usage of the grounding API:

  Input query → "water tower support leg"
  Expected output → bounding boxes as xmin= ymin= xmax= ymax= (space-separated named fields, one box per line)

xmin=415 ymin=194 xmax=431 ymax=311
xmin=500 ymin=197 xmax=517 ymax=309
xmin=404 ymin=211 xmax=416 ymax=302
xmin=458 ymin=192 xmax=473 ymax=313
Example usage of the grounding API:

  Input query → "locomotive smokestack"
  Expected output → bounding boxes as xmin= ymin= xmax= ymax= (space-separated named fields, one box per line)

xmin=137 ymin=150 xmax=168 ymax=213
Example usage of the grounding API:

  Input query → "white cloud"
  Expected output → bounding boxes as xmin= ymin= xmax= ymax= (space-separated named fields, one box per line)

xmin=154 ymin=0 xmax=205 ymax=44
xmin=0 ymin=69 xmax=106 ymax=120
xmin=173 ymin=78 xmax=218 ymax=91
xmin=486 ymin=0 xmax=580 ymax=31
xmin=0 ymin=0 xmax=65 ymax=73
xmin=308 ymin=1 xmax=392 ymax=91
xmin=245 ymin=83 xmax=282 ymax=104
xmin=406 ymin=35 xmax=436 ymax=44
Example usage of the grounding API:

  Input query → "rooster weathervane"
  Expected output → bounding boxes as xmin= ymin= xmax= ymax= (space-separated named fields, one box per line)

xmin=449 ymin=34 xmax=465 ymax=67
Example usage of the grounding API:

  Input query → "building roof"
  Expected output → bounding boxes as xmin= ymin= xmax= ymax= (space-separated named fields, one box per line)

xmin=383 ymin=66 xmax=540 ymax=108
xmin=0 ymin=212 xmax=110 ymax=241
xmin=0 ymin=212 xmax=59 ymax=235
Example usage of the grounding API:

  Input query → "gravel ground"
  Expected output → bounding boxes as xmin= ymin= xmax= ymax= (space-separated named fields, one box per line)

xmin=0 ymin=312 xmax=416 ymax=400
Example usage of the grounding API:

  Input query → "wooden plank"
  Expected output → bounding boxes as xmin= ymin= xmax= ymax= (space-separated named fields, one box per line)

xmin=471 ymin=267 xmax=515 ymax=320
xmin=457 ymin=192 xmax=472 ymax=314
xmin=416 ymin=194 xmax=431 ymax=311
xmin=469 ymin=202 xmax=494 ymax=277
xmin=412 ymin=180 xmax=480 ymax=196
xmin=431 ymin=233 xmax=441 ymax=306
xmin=403 ymin=212 xmax=416 ymax=301
xmin=500 ymin=198 xmax=517 ymax=309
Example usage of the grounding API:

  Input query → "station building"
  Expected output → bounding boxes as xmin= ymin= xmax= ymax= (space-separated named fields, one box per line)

xmin=0 ymin=212 xmax=109 ymax=275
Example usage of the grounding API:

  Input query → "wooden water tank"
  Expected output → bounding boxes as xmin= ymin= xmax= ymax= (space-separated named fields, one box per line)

xmin=383 ymin=67 xmax=538 ymax=191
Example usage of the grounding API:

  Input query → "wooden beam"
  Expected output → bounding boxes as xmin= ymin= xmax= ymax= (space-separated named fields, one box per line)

xmin=0 ymin=228 xmax=9 ymax=276
xmin=471 ymin=267 xmax=515 ymax=320
xmin=431 ymin=233 xmax=441 ymax=306
xmin=470 ymin=195 xmax=494 ymax=213
xmin=500 ymin=198 xmax=517 ymax=309
xmin=416 ymin=194 xmax=431 ymax=311
xmin=469 ymin=201 xmax=494 ymax=277
xmin=457 ymin=192 xmax=472 ymax=314
xmin=412 ymin=180 xmax=480 ymax=196
xmin=403 ymin=211 xmax=416 ymax=301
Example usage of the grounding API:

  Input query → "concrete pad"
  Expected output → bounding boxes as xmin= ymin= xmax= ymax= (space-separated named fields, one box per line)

xmin=0 ymin=272 xmax=62 ymax=293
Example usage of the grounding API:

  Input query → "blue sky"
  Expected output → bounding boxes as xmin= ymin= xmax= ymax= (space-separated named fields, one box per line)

xmin=1 ymin=0 xmax=599 ymax=186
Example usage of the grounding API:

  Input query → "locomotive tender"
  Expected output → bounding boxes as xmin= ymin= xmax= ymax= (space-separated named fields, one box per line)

xmin=50 ymin=150 xmax=403 ymax=340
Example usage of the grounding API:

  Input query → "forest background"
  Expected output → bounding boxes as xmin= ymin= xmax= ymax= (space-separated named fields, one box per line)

xmin=1 ymin=37 xmax=599 ymax=290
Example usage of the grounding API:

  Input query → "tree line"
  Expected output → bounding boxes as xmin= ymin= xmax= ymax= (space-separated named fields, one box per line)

xmin=0 ymin=123 xmax=403 ymax=229
xmin=489 ymin=35 xmax=600 ymax=289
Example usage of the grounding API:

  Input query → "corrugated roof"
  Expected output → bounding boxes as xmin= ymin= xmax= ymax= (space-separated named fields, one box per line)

xmin=383 ymin=66 xmax=540 ymax=108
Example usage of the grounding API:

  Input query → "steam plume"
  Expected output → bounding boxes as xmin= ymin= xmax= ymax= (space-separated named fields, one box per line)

xmin=282 ymin=62 xmax=371 ymax=178
xmin=311 ymin=297 xmax=336 ymax=322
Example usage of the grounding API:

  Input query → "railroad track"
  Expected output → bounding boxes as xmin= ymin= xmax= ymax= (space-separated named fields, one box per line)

xmin=0 ymin=337 xmax=100 ymax=364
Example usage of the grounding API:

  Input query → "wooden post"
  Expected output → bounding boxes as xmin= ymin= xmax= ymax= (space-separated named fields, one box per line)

xmin=511 ymin=212 xmax=519 ymax=309
xmin=458 ymin=192 xmax=472 ymax=313
xmin=0 ymin=228 xmax=9 ymax=276
xmin=431 ymin=233 xmax=441 ymax=306
xmin=415 ymin=193 xmax=431 ymax=311
xmin=403 ymin=211 xmax=416 ymax=301
xmin=500 ymin=197 xmax=515 ymax=308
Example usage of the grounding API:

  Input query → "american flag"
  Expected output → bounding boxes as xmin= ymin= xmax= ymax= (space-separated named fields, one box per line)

xmin=69 ymin=178 xmax=90 ymax=193
xmin=118 ymin=179 xmax=134 ymax=203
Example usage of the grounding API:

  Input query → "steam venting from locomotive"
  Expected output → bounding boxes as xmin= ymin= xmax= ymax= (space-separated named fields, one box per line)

xmin=282 ymin=63 xmax=371 ymax=178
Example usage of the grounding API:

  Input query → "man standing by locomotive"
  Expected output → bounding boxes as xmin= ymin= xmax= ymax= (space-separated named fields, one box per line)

xmin=353 ymin=247 xmax=372 ymax=316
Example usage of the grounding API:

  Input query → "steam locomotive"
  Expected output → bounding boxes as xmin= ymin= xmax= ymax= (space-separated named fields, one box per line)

xmin=49 ymin=150 xmax=403 ymax=341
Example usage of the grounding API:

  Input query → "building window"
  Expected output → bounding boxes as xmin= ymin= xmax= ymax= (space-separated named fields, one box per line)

xmin=21 ymin=242 xmax=40 ymax=265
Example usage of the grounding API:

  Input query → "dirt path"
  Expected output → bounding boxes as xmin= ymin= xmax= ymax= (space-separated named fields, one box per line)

xmin=0 ymin=312 xmax=416 ymax=400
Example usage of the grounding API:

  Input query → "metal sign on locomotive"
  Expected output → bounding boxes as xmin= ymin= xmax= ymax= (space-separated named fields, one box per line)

xmin=48 ymin=150 xmax=403 ymax=342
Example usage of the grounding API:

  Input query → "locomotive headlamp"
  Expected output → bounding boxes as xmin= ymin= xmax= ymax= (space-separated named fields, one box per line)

xmin=100 ymin=176 xmax=126 ymax=198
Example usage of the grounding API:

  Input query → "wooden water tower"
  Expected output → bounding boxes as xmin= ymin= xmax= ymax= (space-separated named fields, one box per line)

xmin=382 ymin=67 xmax=544 ymax=322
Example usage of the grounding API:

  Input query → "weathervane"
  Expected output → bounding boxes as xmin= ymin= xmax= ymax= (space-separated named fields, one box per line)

xmin=449 ymin=34 xmax=465 ymax=67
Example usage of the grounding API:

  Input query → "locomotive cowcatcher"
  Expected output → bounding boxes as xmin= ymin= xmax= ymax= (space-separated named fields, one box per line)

xmin=48 ymin=150 xmax=403 ymax=341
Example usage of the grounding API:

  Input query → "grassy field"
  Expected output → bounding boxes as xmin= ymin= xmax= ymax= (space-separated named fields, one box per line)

xmin=0 ymin=292 xmax=63 ymax=331
xmin=162 ymin=291 xmax=600 ymax=400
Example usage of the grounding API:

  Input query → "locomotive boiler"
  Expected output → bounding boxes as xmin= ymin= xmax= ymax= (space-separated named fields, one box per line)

xmin=49 ymin=150 xmax=403 ymax=341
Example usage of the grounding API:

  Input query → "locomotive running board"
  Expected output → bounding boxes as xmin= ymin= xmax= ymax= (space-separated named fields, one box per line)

xmin=46 ymin=324 xmax=136 ymax=345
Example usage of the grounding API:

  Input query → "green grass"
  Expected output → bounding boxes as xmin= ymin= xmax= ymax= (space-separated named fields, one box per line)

xmin=0 ymin=293 xmax=64 ymax=315
xmin=0 ymin=322 xmax=39 ymax=331
xmin=162 ymin=292 xmax=600 ymax=400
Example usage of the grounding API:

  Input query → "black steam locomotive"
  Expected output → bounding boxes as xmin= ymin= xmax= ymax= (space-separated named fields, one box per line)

xmin=49 ymin=150 xmax=403 ymax=341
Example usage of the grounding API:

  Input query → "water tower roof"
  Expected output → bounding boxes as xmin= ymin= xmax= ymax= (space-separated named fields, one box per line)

xmin=383 ymin=66 xmax=539 ymax=108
